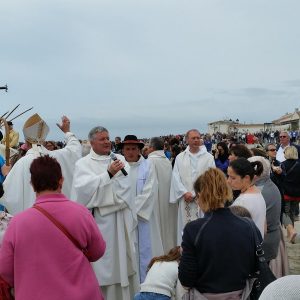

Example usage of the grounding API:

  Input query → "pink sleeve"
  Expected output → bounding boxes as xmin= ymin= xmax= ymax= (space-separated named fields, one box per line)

xmin=0 ymin=223 xmax=15 ymax=287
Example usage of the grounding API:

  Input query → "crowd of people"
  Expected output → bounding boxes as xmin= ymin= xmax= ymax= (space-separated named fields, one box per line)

xmin=0 ymin=113 xmax=300 ymax=300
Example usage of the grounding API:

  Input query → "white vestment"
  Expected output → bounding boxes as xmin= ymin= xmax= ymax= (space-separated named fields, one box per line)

xmin=1 ymin=132 xmax=81 ymax=215
xmin=170 ymin=145 xmax=215 ymax=244
xmin=128 ymin=156 xmax=164 ymax=283
xmin=148 ymin=150 xmax=177 ymax=252
xmin=70 ymin=150 xmax=139 ymax=300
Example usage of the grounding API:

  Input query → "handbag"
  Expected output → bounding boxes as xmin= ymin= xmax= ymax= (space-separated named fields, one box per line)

xmin=33 ymin=205 xmax=91 ymax=260
xmin=244 ymin=218 xmax=276 ymax=300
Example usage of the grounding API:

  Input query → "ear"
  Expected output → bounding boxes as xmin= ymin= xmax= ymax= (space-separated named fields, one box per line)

xmin=58 ymin=177 xmax=64 ymax=190
xmin=243 ymin=174 xmax=251 ymax=182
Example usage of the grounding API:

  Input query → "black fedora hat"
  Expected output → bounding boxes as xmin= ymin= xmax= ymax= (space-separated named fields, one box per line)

xmin=121 ymin=135 xmax=144 ymax=149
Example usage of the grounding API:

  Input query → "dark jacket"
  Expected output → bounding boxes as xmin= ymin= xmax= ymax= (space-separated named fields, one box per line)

xmin=179 ymin=208 xmax=259 ymax=293
xmin=281 ymin=159 xmax=300 ymax=197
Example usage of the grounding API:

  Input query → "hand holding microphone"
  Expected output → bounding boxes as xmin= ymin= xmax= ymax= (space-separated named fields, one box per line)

xmin=109 ymin=152 xmax=128 ymax=176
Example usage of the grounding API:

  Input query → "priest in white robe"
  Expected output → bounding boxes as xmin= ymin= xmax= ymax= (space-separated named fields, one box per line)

xmin=71 ymin=127 xmax=139 ymax=300
xmin=1 ymin=114 xmax=81 ymax=215
xmin=170 ymin=129 xmax=215 ymax=244
xmin=121 ymin=135 xmax=164 ymax=283
xmin=148 ymin=137 xmax=177 ymax=252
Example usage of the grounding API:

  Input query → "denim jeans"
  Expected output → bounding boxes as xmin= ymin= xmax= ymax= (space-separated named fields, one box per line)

xmin=134 ymin=292 xmax=170 ymax=300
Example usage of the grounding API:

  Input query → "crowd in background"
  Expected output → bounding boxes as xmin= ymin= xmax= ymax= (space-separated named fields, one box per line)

xmin=0 ymin=116 xmax=300 ymax=300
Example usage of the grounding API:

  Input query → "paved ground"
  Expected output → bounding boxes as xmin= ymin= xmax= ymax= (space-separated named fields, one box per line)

xmin=285 ymin=221 xmax=300 ymax=275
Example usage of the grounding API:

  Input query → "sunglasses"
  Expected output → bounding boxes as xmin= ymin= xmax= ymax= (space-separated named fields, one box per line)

xmin=279 ymin=136 xmax=288 ymax=138
xmin=268 ymin=149 xmax=277 ymax=152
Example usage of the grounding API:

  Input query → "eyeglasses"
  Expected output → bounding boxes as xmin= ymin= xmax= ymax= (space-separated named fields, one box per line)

xmin=279 ymin=136 xmax=288 ymax=138
xmin=268 ymin=149 xmax=277 ymax=152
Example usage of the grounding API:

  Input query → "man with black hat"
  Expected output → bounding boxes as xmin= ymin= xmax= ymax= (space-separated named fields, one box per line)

xmin=1 ymin=121 xmax=19 ymax=148
xmin=121 ymin=135 xmax=163 ymax=283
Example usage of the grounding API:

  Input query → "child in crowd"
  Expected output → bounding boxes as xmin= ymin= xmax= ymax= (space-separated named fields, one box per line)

xmin=134 ymin=246 xmax=181 ymax=300
xmin=229 ymin=205 xmax=252 ymax=219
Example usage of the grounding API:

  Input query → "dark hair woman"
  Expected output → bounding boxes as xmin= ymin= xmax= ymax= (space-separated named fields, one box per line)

xmin=214 ymin=142 xmax=230 ymax=174
xmin=228 ymin=157 xmax=266 ymax=238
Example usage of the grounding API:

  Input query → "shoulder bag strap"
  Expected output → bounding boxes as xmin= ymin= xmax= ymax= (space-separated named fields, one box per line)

xmin=33 ymin=204 xmax=88 ymax=256
xmin=194 ymin=213 xmax=213 ymax=246
xmin=286 ymin=161 xmax=298 ymax=176
xmin=243 ymin=217 xmax=261 ymax=248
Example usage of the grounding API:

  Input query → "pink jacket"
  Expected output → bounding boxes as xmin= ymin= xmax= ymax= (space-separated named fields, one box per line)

xmin=0 ymin=193 xmax=106 ymax=300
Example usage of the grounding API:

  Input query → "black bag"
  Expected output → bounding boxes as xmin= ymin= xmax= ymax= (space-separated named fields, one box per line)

xmin=245 ymin=218 xmax=276 ymax=300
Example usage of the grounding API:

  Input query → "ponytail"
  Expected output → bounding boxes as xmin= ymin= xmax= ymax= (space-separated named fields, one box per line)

xmin=250 ymin=161 xmax=263 ymax=177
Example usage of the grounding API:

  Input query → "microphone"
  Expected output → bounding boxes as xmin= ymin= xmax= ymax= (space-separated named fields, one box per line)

xmin=110 ymin=152 xmax=128 ymax=176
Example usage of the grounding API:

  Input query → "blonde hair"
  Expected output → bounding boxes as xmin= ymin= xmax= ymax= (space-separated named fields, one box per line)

xmin=194 ymin=168 xmax=232 ymax=212
xmin=284 ymin=146 xmax=298 ymax=160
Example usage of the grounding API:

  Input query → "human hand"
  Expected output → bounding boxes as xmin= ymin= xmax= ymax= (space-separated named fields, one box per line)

xmin=183 ymin=192 xmax=194 ymax=202
xmin=108 ymin=159 xmax=125 ymax=176
xmin=214 ymin=149 xmax=219 ymax=159
xmin=272 ymin=164 xmax=282 ymax=174
xmin=56 ymin=115 xmax=70 ymax=133
xmin=2 ymin=164 xmax=11 ymax=176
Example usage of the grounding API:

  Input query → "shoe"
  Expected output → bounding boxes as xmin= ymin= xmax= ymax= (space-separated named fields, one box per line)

xmin=289 ymin=232 xmax=297 ymax=244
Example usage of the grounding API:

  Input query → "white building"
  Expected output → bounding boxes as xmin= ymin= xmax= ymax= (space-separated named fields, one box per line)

xmin=208 ymin=108 xmax=300 ymax=135
xmin=272 ymin=108 xmax=300 ymax=131
xmin=207 ymin=119 xmax=264 ymax=135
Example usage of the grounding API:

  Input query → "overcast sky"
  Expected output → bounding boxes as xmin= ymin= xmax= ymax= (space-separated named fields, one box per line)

xmin=1 ymin=0 xmax=300 ymax=141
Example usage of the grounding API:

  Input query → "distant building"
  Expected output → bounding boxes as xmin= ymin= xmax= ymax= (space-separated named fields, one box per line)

xmin=207 ymin=119 xmax=264 ymax=135
xmin=207 ymin=119 xmax=238 ymax=134
xmin=272 ymin=108 xmax=300 ymax=131
xmin=208 ymin=108 xmax=300 ymax=134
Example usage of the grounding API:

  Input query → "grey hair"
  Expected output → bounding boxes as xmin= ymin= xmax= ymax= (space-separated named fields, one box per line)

xmin=88 ymin=126 xmax=109 ymax=141
xmin=248 ymin=156 xmax=271 ymax=180
xmin=149 ymin=137 xmax=164 ymax=150
xmin=185 ymin=129 xmax=200 ymax=139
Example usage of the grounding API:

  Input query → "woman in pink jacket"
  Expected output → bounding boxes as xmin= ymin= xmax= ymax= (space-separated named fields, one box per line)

xmin=0 ymin=155 xmax=106 ymax=300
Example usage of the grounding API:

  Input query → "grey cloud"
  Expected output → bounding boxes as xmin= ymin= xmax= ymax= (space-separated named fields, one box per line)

xmin=216 ymin=87 xmax=289 ymax=97
xmin=283 ymin=80 xmax=300 ymax=87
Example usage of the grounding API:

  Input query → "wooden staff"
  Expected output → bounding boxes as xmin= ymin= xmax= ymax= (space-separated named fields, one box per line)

xmin=9 ymin=107 xmax=33 ymax=122
xmin=0 ymin=106 xmax=33 ymax=127
xmin=0 ymin=111 xmax=9 ymax=119
xmin=0 ymin=118 xmax=10 ymax=165
xmin=5 ymin=104 xmax=20 ymax=120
